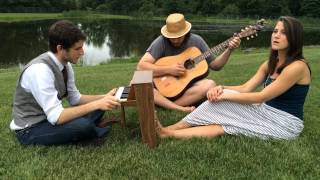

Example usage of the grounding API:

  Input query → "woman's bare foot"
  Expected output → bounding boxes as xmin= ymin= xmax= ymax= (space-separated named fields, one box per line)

xmin=155 ymin=121 xmax=172 ymax=138
xmin=154 ymin=111 xmax=163 ymax=137
xmin=179 ymin=106 xmax=195 ymax=113
xmin=154 ymin=111 xmax=172 ymax=138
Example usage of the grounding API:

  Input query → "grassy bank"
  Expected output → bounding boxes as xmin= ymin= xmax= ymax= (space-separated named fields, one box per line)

xmin=1 ymin=12 xmax=320 ymax=28
xmin=0 ymin=13 xmax=62 ymax=22
xmin=0 ymin=12 xmax=132 ymax=22
xmin=0 ymin=47 xmax=319 ymax=179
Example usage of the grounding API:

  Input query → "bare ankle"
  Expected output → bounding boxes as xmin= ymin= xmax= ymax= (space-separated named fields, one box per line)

xmin=178 ymin=106 xmax=195 ymax=113
xmin=158 ymin=127 xmax=172 ymax=138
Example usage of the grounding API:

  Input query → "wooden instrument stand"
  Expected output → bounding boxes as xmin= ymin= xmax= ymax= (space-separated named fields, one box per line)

xmin=120 ymin=70 xmax=158 ymax=148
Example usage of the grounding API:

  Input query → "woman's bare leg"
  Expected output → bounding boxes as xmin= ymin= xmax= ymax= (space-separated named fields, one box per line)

xmin=159 ymin=124 xmax=225 ymax=139
xmin=165 ymin=120 xmax=192 ymax=130
xmin=154 ymin=114 xmax=224 ymax=139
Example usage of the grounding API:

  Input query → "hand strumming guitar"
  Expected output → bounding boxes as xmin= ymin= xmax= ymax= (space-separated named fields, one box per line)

xmin=168 ymin=62 xmax=186 ymax=76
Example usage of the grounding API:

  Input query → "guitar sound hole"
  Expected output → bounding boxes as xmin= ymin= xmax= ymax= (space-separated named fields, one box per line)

xmin=184 ymin=59 xmax=195 ymax=69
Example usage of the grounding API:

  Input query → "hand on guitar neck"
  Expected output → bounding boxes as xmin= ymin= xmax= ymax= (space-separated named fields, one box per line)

xmin=228 ymin=34 xmax=241 ymax=51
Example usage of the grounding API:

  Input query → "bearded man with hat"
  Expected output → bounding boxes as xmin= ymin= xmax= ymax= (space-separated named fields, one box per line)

xmin=137 ymin=13 xmax=240 ymax=112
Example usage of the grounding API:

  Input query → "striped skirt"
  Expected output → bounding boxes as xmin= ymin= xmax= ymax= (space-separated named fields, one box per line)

xmin=182 ymin=90 xmax=304 ymax=140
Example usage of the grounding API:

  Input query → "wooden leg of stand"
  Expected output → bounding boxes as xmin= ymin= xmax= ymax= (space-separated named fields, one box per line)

xmin=120 ymin=105 xmax=126 ymax=128
xmin=134 ymin=83 xmax=158 ymax=148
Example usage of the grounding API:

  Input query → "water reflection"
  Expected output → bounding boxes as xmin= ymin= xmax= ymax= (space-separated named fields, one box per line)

xmin=81 ymin=37 xmax=111 ymax=65
xmin=0 ymin=19 xmax=319 ymax=68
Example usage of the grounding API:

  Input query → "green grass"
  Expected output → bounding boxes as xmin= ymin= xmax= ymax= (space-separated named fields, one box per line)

xmin=0 ymin=12 xmax=132 ymax=22
xmin=0 ymin=13 xmax=62 ymax=22
xmin=1 ymin=12 xmax=320 ymax=29
xmin=0 ymin=47 xmax=319 ymax=179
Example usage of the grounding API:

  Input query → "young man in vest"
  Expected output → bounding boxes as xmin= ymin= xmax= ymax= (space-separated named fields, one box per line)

xmin=10 ymin=20 xmax=121 ymax=145
xmin=137 ymin=13 xmax=241 ymax=112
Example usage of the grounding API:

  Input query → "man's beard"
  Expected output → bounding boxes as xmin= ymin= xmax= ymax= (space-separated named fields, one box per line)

xmin=63 ymin=53 xmax=72 ymax=64
xmin=170 ymin=42 xmax=183 ymax=48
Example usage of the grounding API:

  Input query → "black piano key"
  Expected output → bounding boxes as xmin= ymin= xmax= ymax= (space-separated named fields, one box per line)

xmin=121 ymin=93 xmax=129 ymax=98
xmin=123 ymin=86 xmax=130 ymax=93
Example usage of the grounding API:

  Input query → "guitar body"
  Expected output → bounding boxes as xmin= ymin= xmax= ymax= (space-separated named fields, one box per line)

xmin=153 ymin=47 xmax=209 ymax=99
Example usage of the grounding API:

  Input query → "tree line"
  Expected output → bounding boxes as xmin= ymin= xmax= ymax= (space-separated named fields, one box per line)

xmin=1 ymin=0 xmax=319 ymax=18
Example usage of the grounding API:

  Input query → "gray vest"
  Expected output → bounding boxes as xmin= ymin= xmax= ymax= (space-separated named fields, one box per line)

xmin=12 ymin=53 xmax=67 ymax=128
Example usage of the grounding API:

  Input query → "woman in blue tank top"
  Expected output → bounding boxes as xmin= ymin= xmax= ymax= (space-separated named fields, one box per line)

xmin=156 ymin=16 xmax=311 ymax=140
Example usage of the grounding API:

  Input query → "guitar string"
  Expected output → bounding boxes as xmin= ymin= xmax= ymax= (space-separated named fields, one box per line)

xmin=191 ymin=27 xmax=257 ymax=64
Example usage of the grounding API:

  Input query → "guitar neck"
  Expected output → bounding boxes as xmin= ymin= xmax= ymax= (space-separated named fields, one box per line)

xmin=192 ymin=19 xmax=266 ymax=64
xmin=193 ymin=38 xmax=231 ymax=64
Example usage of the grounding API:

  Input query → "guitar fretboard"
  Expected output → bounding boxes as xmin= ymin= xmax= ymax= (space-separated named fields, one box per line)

xmin=190 ymin=19 xmax=265 ymax=65
xmin=193 ymin=38 xmax=231 ymax=64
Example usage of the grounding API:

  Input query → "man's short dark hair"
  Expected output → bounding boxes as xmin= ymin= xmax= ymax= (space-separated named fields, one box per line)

xmin=48 ymin=20 xmax=86 ymax=53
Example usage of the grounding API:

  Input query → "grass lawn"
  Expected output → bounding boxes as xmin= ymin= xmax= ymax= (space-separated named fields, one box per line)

xmin=0 ymin=47 xmax=319 ymax=179
xmin=0 ymin=13 xmax=62 ymax=22
xmin=0 ymin=13 xmax=132 ymax=22
xmin=1 ymin=12 xmax=320 ymax=29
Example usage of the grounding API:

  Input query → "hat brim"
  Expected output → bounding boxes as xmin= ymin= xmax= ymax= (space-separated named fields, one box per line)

xmin=161 ymin=21 xmax=191 ymax=38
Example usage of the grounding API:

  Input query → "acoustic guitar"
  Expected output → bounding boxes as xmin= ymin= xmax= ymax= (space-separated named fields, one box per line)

xmin=153 ymin=19 xmax=266 ymax=99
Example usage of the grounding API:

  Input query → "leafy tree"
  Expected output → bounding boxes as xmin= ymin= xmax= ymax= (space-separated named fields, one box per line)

xmin=139 ymin=0 xmax=156 ymax=17
xmin=96 ymin=4 xmax=109 ymax=13
xmin=206 ymin=0 xmax=225 ymax=15
xmin=104 ymin=0 xmax=122 ymax=13
xmin=218 ymin=4 xmax=240 ymax=17
xmin=260 ymin=0 xmax=283 ymax=18
xmin=301 ymin=0 xmax=320 ymax=17
xmin=236 ymin=0 xmax=264 ymax=17
xmin=0 ymin=0 xmax=317 ymax=18
xmin=288 ymin=0 xmax=301 ymax=16
xmin=162 ymin=0 xmax=179 ymax=15
xmin=280 ymin=0 xmax=291 ymax=16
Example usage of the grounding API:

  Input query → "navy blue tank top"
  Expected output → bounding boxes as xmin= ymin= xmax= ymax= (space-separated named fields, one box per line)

xmin=264 ymin=76 xmax=309 ymax=120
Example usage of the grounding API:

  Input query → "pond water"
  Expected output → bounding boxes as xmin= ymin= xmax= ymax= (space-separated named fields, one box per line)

xmin=0 ymin=19 xmax=319 ymax=68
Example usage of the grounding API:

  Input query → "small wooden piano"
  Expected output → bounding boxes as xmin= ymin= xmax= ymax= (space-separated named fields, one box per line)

xmin=114 ymin=70 xmax=158 ymax=148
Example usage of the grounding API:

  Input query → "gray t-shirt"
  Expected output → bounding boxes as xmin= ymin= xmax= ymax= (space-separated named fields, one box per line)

xmin=146 ymin=33 xmax=215 ymax=64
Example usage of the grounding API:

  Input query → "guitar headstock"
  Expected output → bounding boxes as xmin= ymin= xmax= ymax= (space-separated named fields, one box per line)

xmin=237 ymin=19 xmax=266 ymax=40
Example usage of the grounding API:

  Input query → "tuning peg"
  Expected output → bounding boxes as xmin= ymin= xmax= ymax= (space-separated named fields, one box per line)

xmin=241 ymin=29 xmax=244 ymax=32
xmin=251 ymin=35 xmax=254 ymax=38
xmin=255 ymin=33 xmax=258 ymax=36
xmin=247 ymin=37 xmax=250 ymax=40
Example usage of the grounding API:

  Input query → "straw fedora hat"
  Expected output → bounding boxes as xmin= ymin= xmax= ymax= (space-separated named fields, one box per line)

xmin=161 ymin=13 xmax=192 ymax=38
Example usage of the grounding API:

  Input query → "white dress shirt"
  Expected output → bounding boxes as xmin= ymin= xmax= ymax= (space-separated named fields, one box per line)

xmin=10 ymin=52 xmax=81 ymax=130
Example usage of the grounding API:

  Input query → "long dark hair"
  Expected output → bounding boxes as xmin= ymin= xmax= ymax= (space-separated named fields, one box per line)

xmin=267 ymin=16 xmax=304 ymax=75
